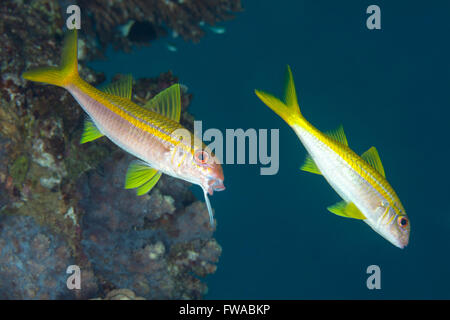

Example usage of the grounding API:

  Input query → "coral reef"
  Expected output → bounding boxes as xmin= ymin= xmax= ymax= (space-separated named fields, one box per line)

xmin=79 ymin=152 xmax=221 ymax=299
xmin=0 ymin=0 xmax=224 ymax=299
xmin=77 ymin=0 xmax=243 ymax=51
xmin=0 ymin=214 xmax=98 ymax=299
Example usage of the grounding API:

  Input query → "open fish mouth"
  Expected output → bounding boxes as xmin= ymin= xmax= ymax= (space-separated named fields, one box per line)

xmin=207 ymin=179 xmax=225 ymax=195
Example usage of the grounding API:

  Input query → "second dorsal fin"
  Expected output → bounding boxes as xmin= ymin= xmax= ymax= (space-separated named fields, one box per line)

xmin=101 ymin=74 xmax=133 ymax=99
xmin=325 ymin=125 xmax=348 ymax=146
xmin=143 ymin=84 xmax=181 ymax=122
xmin=80 ymin=117 xmax=104 ymax=144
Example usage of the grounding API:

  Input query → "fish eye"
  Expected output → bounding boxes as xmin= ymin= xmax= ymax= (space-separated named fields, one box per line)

xmin=194 ymin=150 xmax=209 ymax=164
xmin=398 ymin=216 xmax=408 ymax=228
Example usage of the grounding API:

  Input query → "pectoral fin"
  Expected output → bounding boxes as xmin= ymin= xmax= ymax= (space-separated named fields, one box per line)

xmin=327 ymin=201 xmax=366 ymax=220
xmin=125 ymin=161 xmax=162 ymax=196
xmin=80 ymin=118 xmax=104 ymax=144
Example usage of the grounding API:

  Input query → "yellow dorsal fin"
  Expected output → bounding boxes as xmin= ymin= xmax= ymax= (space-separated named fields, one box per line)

xmin=124 ymin=161 xmax=162 ymax=196
xmin=327 ymin=201 xmax=366 ymax=220
xmin=101 ymin=74 xmax=133 ymax=99
xmin=361 ymin=146 xmax=385 ymax=177
xmin=143 ymin=84 xmax=181 ymax=122
xmin=300 ymin=154 xmax=322 ymax=175
xmin=80 ymin=117 xmax=104 ymax=144
xmin=325 ymin=125 xmax=348 ymax=146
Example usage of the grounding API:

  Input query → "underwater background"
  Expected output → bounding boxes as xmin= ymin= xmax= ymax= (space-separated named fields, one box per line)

xmin=1 ymin=0 xmax=450 ymax=299
xmin=92 ymin=0 xmax=450 ymax=299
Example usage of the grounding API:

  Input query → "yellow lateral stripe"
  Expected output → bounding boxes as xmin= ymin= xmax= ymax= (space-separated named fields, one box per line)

xmin=74 ymin=78 xmax=194 ymax=154
xmin=298 ymin=120 xmax=400 ymax=208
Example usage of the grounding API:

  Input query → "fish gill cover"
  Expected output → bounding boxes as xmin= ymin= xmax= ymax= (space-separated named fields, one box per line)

xmin=0 ymin=0 xmax=241 ymax=299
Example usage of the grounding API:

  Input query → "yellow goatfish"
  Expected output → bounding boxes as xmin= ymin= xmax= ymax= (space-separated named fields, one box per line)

xmin=22 ymin=30 xmax=225 ymax=226
xmin=255 ymin=66 xmax=409 ymax=248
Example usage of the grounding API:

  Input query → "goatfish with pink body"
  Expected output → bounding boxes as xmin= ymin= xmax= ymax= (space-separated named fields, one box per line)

xmin=255 ymin=66 xmax=410 ymax=248
xmin=22 ymin=29 xmax=225 ymax=226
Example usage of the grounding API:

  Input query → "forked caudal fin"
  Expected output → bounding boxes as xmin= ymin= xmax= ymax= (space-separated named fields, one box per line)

xmin=22 ymin=29 xmax=79 ymax=87
xmin=254 ymin=65 xmax=303 ymax=125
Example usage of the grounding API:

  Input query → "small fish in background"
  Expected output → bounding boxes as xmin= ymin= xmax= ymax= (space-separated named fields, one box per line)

xmin=22 ymin=30 xmax=225 ymax=226
xmin=118 ymin=20 xmax=136 ymax=37
xmin=199 ymin=21 xmax=226 ymax=35
xmin=208 ymin=25 xmax=226 ymax=34
xmin=255 ymin=66 xmax=410 ymax=249
xmin=166 ymin=42 xmax=178 ymax=52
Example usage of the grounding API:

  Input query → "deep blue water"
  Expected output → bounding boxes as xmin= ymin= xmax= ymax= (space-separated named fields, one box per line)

xmin=90 ymin=1 xmax=450 ymax=299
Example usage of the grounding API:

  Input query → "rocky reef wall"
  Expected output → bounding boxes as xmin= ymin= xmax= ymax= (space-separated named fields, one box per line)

xmin=0 ymin=0 xmax=239 ymax=299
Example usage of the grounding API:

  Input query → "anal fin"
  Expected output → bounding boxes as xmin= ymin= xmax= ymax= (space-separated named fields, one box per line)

xmin=80 ymin=118 xmax=104 ymax=144
xmin=300 ymin=154 xmax=322 ymax=175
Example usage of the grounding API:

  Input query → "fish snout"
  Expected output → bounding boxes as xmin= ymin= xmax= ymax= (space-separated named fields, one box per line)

xmin=196 ymin=149 xmax=224 ymax=195
xmin=393 ymin=236 xmax=408 ymax=249
xmin=393 ymin=215 xmax=410 ymax=249
xmin=396 ymin=229 xmax=409 ymax=249
xmin=388 ymin=219 xmax=410 ymax=249
xmin=206 ymin=178 xmax=225 ymax=195
xmin=212 ymin=180 xmax=225 ymax=192
xmin=206 ymin=158 xmax=224 ymax=195
xmin=210 ymin=161 xmax=224 ymax=181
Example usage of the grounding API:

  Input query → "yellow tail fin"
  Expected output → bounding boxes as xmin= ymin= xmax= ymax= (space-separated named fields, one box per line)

xmin=255 ymin=65 xmax=302 ymax=125
xmin=22 ymin=29 xmax=79 ymax=87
